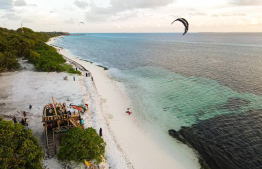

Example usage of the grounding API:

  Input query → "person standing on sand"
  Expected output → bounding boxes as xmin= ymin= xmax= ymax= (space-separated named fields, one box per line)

xmin=91 ymin=77 xmax=93 ymax=81
xmin=73 ymin=76 xmax=75 ymax=81
xmin=76 ymin=67 xmax=78 ymax=71
xmin=126 ymin=108 xmax=132 ymax=115
xmin=21 ymin=118 xmax=25 ymax=126
xmin=13 ymin=117 xmax=17 ymax=124
xmin=29 ymin=104 xmax=32 ymax=110
xmin=99 ymin=128 xmax=102 ymax=136
xmin=86 ymin=72 xmax=88 ymax=77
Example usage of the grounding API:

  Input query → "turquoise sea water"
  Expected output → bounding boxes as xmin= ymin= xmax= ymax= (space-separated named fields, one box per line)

xmin=54 ymin=33 xmax=262 ymax=131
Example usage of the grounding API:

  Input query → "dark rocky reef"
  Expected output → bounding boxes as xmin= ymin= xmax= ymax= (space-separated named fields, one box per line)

xmin=169 ymin=110 xmax=262 ymax=169
xmin=221 ymin=97 xmax=250 ymax=110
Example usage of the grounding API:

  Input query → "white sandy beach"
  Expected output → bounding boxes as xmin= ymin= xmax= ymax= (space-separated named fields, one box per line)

xmin=48 ymin=37 xmax=200 ymax=169
xmin=0 ymin=36 xmax=200 ymax=169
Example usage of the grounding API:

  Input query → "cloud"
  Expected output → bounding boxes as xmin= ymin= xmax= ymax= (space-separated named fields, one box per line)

xmin=211 ymin=14 xmax=219 ymax=17
xmin=84 ymin=12 xmax=108 ymax=22
xmin=64 ymin=6 xmax=74 ymax=11
xmin=189 ymin=11 xmax=207 ymax=16
xmin=227 ymin=0 xmax=262 ymax=5
xmin=221 ymin=13 xmax=246 ymax=16
xmin=74 ymin=0 xmax=88 ymax=9
xmin=64 ymin=18 xmax=76 ymax=24
xmin=22 ymin=18 xmax=34 ymax=23
xmin=28 ymin=4 xmax=37 ymax=7
xmin=1 ymin=13 xmax=20 ymax=21
xmin=0 ymin=0 xmax=13 ymax=9
xmin=85 ymin=0 xmax=175 ymax=22
xmin=110 ymin=0 xmax=175 ymax=10
xmin=110 ymin=11 xmax=138 ymax=21
xmin=14 ymin=0 xmax=27 ymax=6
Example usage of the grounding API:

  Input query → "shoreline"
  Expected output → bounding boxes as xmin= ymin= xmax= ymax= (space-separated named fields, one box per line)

xmin=49 ymin=37 xmax=200 ymax=169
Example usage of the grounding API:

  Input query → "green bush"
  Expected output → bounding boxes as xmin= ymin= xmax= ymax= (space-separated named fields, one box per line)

xmin=58 ymin=127 xmax=106 ymax=164
xmin=0 ymin=117 xmax=44 ymax=169
xmin=0 ymin=27 xmax=69 ymax=72
xmin=28 ymin=51 xmax=40 ymax=64
xmin=62 ymin=64 xmax=82 ymax=75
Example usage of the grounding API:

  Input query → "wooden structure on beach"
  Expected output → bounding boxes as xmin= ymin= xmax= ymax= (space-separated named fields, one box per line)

xmin=42 ymin=97 xmax=84 ymax=157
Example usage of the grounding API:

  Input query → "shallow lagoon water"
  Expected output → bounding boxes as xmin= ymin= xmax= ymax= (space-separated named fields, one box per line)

xmin=55 ymin=33 xmax=262 ymax=167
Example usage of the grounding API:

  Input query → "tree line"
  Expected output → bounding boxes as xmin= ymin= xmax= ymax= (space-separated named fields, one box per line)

xmin=0 ymin=27 xmax=80 ymax=74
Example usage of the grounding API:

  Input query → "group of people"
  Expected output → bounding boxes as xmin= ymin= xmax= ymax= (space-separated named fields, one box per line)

xmin=73 ymin=67 xmax=94 ymax=82
xmin=85 ymin=72 xmax=90 ymax=77
xmin=76 ymin=66 xmax=93 ymax=79
xmin=85 ymin=71 xmax=94 ymax=81
xmin=12 ymin=110 xmax=29 ymax=129
xmin=46 ymin=102 xmax=68 ymax=116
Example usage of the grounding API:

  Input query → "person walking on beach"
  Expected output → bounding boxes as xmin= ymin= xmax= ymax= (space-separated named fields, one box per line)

xmin=23 ymin=111 xmax=26 ymax=117
xmin=29 ymin=104 xmax=32 ymax=110
xmin=99 ymin=128 xmax=102 ymax=136
xmin=73 ymin=76 xmax=75 ymax=81
xmin=13 ymin=117 xmax=17 ymax=124
xmin=91 ymin=77 xmax=93 ymax=81
xmin=126 ymin=108 xmax=132 ymax=115
xmin=21 ymin=118 xmax=25 ymax=126
xmin=86 ymin=72 xmax=88 ymax=77
xmin=76 ymin=67 xmax=78 ymax=71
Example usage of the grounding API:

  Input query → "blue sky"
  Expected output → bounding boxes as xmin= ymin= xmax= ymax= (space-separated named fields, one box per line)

xmin=0 ymin=0 xmax=261 ymax=33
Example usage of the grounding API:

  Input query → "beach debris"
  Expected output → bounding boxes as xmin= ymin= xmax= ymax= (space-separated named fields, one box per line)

xmin=70 ymin=103 xmax=88 ymax=113
xmin=171 ymin=18 xmax=189 ymax=35
xmin=63 ymin=76 xmax=68 ymax=80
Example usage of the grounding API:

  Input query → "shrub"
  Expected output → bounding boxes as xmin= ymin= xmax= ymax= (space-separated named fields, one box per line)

xmin=0 ymin=118 xmax=44 ymax=169
xmin=58 ymin=127 xmax=106 ymax=164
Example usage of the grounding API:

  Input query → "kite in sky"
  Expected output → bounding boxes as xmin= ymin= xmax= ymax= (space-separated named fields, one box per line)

xmin=171 ymin=18 xmax=189 ymax=35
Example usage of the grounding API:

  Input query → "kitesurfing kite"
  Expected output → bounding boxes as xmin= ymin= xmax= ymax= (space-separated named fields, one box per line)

xmin=171 ymin=18 xmax=189 ymax=35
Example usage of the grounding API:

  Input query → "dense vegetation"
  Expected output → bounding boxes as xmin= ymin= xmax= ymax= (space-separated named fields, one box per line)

xmin=58 ymin=127 xmax=106 ymax=164
xmin=0 ymin=27 xmax=80 ymax=74
xmin=0 ymin=117 xmax=44 ymax=169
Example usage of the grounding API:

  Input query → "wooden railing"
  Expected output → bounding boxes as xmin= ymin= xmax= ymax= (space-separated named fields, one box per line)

xmin=45 ymin=130 xmax=49 ymax=155
xmin=53 ymin=132 xmax=56 ymax=154
xmin=42 ymin=114 xmax=71 ymax=122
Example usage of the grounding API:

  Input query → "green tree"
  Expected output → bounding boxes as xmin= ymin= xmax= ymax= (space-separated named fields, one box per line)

xmin=28 ymin=51 xmax=40 ymax=64
xmin=58 ymin=127 xmax=106 ymax=164
xmin=0 ymin=117 xmax=44 ymax=169
xmin=0 ymin=27 xmax=77 ymax=73
xmin=0 ymin=52 xmax=4 ymax=70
